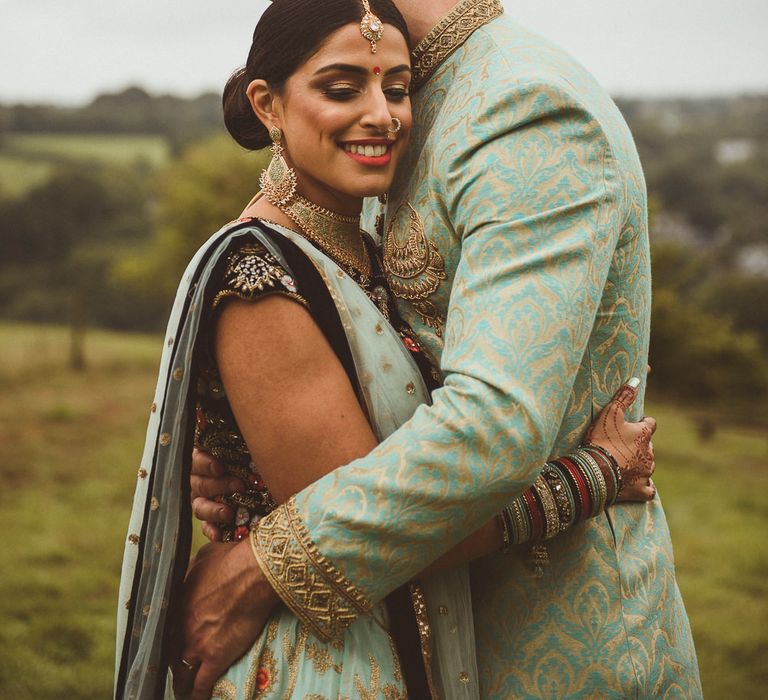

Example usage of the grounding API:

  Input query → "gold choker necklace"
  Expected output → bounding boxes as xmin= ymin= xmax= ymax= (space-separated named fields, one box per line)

xmin=274 ymin=194 xmax=371 ymax=282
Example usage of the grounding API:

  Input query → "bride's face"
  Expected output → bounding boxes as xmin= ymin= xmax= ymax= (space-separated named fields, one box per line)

xmin=270 ymin=22 xmax=412 ymax=213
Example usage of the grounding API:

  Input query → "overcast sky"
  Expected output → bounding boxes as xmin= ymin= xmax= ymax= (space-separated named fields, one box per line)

xmin=2 ymin=0 xmax=767 ymax=105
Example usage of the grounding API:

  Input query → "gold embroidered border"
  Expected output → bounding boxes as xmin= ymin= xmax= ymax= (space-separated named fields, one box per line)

xmin=409 ymin=582 xmax=439 ymax=700
xmin=212 ymin=288 xmax=310 ymax=312
xmin=251 ymin=497 xmax=373 ymax=642
xmin=411 ymin=0 xmax=504 ymax=90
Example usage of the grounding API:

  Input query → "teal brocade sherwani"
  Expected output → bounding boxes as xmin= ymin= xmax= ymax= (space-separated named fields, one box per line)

xmin=254 ymin=1 xmax=702 ymax=698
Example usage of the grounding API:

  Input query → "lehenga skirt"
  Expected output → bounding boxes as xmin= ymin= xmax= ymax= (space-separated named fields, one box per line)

xmin=206 ymin=603 xmax=407 ymax=699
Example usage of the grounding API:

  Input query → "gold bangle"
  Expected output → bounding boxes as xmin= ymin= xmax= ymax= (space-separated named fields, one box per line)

xmin=542 ymin=464 xmax=573 ymax=531
xmin=577 ymin=449 xmax=608 ymax=515
xmin=584 ymin=442 xmax=623 ymax=499
xmin=508 ymin=500 xmax=530 ymax=545
xmin=533 ymin=475 xmax=560 ymax=540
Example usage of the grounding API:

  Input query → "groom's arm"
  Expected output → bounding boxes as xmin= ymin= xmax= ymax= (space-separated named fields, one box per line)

xmin=253 ymin=80 xmax=633 ymax=641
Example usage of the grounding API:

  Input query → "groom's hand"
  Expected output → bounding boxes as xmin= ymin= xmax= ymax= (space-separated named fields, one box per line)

xmin=171 ymin=539 xmax=280 ymax=700
xmin=190 ymin=448 xmax=244 ymax=541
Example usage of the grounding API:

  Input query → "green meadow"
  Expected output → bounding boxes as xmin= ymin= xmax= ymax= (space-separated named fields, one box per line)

xmin=0 ymin=133 xmax=170 ymax=197
xmin=0 ymin=322 xmax=764 ymax=698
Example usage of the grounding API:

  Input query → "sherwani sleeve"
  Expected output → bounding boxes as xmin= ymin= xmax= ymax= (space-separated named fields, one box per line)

xmin=252 ymin=78 xmax=626 ymax=642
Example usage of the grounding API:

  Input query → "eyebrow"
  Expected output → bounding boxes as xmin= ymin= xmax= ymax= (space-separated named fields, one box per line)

xmin=313 ymin=63 xmax=412 ymax=77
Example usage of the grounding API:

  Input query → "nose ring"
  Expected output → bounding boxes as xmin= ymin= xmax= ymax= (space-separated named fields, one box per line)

xmin=387 ymin=117 xmax=402 ymax=139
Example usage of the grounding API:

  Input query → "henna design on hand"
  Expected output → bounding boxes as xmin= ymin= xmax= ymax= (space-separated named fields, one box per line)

xmin=619 ymin=422 xmax=655 ymax=488
xmin=585 ymin=389 xmax=656 ymax=490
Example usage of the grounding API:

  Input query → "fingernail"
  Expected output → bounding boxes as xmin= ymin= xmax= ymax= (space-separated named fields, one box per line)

xmin=227 ymin=480 xmax=243 ymax=492
xmin=627 ymin=377 xmax=641 ymax=389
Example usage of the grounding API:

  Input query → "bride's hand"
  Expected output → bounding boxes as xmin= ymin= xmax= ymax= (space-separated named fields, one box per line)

xmin=171 ymin=539 xmax=280 ymax=700
xmin=585 ymin=379 xmax=658 ymax=503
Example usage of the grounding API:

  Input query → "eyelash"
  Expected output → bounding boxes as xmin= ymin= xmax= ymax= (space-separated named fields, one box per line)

xmin=386 ymin=87 xmax=410 ymax=101
xmin=323 ymin=86 xmax=410 ymax=102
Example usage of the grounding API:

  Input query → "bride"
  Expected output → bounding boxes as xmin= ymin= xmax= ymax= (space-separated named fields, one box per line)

xmin=115 ymin=1 xmax=658 ymax=698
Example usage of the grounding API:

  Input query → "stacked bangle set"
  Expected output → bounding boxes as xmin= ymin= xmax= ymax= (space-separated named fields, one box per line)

xmin=498 ymin=445 xmax=623 ymax=550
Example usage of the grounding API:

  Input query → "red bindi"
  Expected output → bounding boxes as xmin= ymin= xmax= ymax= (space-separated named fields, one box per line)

xmin=373 ymin=66 xmax=381 ymax=76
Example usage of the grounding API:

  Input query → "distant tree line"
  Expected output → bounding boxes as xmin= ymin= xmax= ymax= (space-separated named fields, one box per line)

xmin=0 ymin=87 xmax=222 ymax=153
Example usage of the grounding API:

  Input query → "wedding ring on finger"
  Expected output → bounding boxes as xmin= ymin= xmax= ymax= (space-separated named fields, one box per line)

xmin=179 ymin=658 xmax=200 ymax=672
xmin=172 ymin=657 xmax=201 ymax=698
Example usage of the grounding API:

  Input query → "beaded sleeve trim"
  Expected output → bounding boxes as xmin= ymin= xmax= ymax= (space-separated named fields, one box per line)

xmin=212 ymin=242 xmax=308 ymax=310
xmin=411 ymin=0 xmax=504 ymax=90
xmin=251 ymin=497 xmax=373 ymax=643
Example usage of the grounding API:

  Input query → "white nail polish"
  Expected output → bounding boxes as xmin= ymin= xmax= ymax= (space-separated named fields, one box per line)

xmin=627 ymin=377 xmax=641 ymax=389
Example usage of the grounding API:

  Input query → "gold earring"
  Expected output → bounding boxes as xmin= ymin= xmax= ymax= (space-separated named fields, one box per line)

xmin=260 ymin=126 xmax=297 ymax=206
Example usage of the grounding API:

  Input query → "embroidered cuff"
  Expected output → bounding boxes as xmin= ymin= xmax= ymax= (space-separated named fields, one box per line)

xmin=250 ymin=497 xmax=372 ymax=642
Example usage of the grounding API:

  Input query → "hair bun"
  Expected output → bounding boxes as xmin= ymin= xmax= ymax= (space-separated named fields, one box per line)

xmin=222 ymin=68 xmax=271 ymax=150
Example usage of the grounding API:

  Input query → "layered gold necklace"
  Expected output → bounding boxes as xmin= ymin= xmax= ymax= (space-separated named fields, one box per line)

xmin=275 ymin=194 xmax=372 ymax=284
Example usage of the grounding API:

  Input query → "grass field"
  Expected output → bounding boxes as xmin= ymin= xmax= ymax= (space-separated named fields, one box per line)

xmin=0 ymin=133 xmax=170 ymax=198
xmin=0 ymin=323 xmax=161 ymax=698
xmin=0 ymin=154 xmax=54 ymax=198
xmin=0 ymin=321 xmax=765 ymax=698
xmin=3 ymin=133 xmax=170 ymax=167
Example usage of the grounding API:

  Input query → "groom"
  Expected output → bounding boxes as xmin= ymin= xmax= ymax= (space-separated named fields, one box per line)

xmin=179 ymin=1 xmax=701 ymax=698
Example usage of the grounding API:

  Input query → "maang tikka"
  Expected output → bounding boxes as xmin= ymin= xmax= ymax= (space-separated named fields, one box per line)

xmin=260 ymin=126 xmax=297 ymax=207
xmin=359 ymin=0 xmax=383 ymax=54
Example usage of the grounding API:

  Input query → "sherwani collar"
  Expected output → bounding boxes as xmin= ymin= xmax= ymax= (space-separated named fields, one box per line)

xmin=410 ymin=0 xmax=504 ymax=91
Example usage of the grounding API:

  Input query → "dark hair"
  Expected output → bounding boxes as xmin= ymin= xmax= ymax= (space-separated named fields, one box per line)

xmin=223 ymin=0 xmax=410 ymax=150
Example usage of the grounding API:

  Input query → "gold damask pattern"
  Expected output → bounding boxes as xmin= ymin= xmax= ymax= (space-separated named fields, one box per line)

xmin=251 ymin=497 xmax=373 ymax=643
xmin=382 ymin=202 xmax=446 ymax=335
xmin=410 ymin=0 xmax=504 ymax=90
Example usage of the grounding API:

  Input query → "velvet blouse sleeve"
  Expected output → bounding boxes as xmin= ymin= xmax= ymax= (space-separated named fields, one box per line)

xmin=210 ymin=240 xmax=310 ymax=313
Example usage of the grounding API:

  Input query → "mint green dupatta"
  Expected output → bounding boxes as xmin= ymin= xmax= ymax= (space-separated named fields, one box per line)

xmin=115 ymin=221 xmax=479 ymax=700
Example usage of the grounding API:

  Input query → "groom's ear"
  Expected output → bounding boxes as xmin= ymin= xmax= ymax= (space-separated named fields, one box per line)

xmin=246 ymin=79 xmax=282 ymax=132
